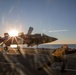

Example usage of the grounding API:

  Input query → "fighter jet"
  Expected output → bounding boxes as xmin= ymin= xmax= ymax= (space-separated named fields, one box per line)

xmin=0 ymin=27 xmax=57 ymax=47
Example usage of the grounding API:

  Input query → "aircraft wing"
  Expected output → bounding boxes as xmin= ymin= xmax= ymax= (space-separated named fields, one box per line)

xmin=0 ymin=37 xmax=12 ymax=46
xmin=0 ymin=33 xmax=10 ymax=46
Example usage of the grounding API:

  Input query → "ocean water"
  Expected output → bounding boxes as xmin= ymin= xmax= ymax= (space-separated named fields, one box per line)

xmin=37 ymin=44 xmax=76 ymax=49
xmin=0 ymin=44 xmax=76 ymax=49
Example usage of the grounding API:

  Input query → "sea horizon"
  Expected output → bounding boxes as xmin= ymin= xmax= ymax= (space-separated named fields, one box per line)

xmin=35 ymin=44 xmax=76 ymax=49
xmin=0 ymin=44 xmax=76 ymax=49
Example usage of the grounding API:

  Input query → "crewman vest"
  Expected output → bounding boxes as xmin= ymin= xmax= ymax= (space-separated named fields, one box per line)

xmin=52 ymin=48 xmax=65 ymax=57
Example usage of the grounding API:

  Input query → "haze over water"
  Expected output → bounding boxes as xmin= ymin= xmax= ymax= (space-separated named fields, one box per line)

xmin=35 ymin=44 xmax=76 ymax=49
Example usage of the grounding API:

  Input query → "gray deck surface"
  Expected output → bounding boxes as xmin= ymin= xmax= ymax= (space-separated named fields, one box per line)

xmin=0 ymin=48 xmax=76 ymax=75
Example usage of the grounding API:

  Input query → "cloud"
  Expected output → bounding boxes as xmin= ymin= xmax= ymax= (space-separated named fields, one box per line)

xmin=42 ymin=30 xmax=46 ymax=32
xmin=48 ymin=29 xmax=68 ymax=33
xmin=8 ymin=6 xmax=14 ymax=14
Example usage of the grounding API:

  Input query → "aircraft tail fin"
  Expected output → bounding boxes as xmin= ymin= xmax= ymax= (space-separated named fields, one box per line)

xmin=27 ymin=27 xmax=33 ymax=35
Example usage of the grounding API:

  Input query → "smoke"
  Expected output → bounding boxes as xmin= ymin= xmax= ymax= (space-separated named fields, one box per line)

xmin=48 ymin=29 xmax=68 ymax=33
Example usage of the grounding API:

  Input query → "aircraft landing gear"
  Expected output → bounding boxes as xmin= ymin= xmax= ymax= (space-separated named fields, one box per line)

xmin=3 ymin=45 xmax=9 ymax=54
xmin=17 ymin=46 xmax=21 ymax=54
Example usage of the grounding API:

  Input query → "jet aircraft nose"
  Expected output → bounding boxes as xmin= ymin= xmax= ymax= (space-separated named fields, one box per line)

xmin=48 ymin=36 xmax=57 ymax=42
xmin=42 ymin=34 xmax=58 ymax=43
xmin=47 ymin=36 xmax=57 ymax=43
